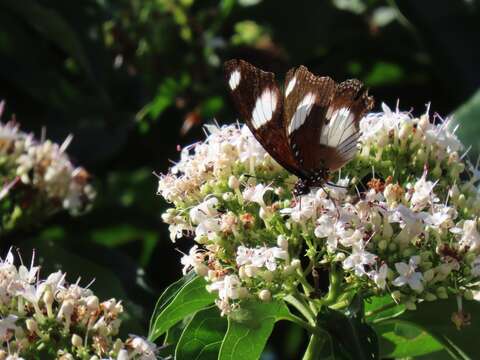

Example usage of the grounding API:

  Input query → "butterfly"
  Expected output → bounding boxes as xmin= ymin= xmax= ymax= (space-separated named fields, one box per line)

xmin=224 ymin=59 xmax=374 ymax=196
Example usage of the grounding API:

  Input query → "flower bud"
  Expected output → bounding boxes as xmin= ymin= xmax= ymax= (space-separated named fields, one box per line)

xmin=388 ymin=243 xmax=397 ymax=252
xmin=86 ymin=296 xmax=99 ymax=311
xmin=26 ymin=319 xmax=37 ymax=333
xmin=259 ymin=289 xmax=272 ymax=302
xmin=277 ymin=235 xmax=288 ymax=250
xmin=194 ymin=263 xmax=209 ymax=277
xmin=72 ymin=334 xmax=83 ymax=348
xmin=222 ymin=192 xmax=234 ymax=201
xmin=423 ymin=269 xmax=435 ymax=282
xmin=237 ymin=287 xmax=249 ymax=299
xmin=261 ymin=271 xmax=274 ymax=282
xmin=117 ymin=350 xmax=129 ymax=360
xmin=43 ymin=289 xmax=54 ymax=318
xmin=228 ymin=175 xmax=239 ymax=190
xmin=334 ymin=253 xmax=346 ymax=262
xmin=436 ymin=286 xmax=448 ymax=299
xmin=464 ymin=290 xmax=474 ymax=301
xmin=391 ymin=291 xmax=402 ymax=302
xmin=378 ymin=240 xmax=388 ymax=252
xmin=245 ymin=265 xmax=259 ymax=278
xmin=405 ymin=301 xmax=417 ymax=311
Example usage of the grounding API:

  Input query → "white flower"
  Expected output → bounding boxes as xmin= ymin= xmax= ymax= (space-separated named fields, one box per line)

xmin=0 ymin=315 xmax=17 ymax=338
xmin=410 ymin=172 xmax=437 ymax=211
xmin=242 ymin=184 xmax=272 ymax=208
xmin=392 ymin=256 xmax=424 ymax=292
xmin=208 ymin=275 xmax=244 ymax=301
xmin=181 ymin=246 xmax=205 ymax=275
xmin=189 ymin=197 xmax=219 ymax=224
xmin=342 ymin=247 xmax=377 ymax=276
xmin=459 ymin=219 xmax=480 ymax=253
xmin=127 ymin=335 xmax=157 ymax=360
xmin=369 ymin=264 xmax=388 ymax=289
xmin=471 ymin=256 xmax=480 ymax=277
xmin=236 ymin=246 xmax=288 ymax=272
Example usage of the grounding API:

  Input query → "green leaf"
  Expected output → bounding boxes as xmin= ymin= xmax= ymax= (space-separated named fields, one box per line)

xmin=453 ymin=88 xmax=480 ymax=160
xmin=374 ymin=321 xmax=443 ymax=358
xmin=148 ymin=272 xmax=195 ymax=335
xmin=365 ymin=295 xmax=405 ymax=323
xmin=218 ymin=300 xmax=290 ymax=360
xmin=149 ymin=275 xmax=216 ymax=341
xmin=1 ymin=0 xmax=93 ymax=80
xmin=318 ymin=305 xmax=379 ymax=360
xmin=392 ymin=298 xmax=480 ymax=360
xmin=176 ymin=306 xmax=228 ymax=360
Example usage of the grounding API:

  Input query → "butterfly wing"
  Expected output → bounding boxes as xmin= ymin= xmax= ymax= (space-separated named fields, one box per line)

xmin=224 ymin=59 xmax=300 ymax=174
xmin=284 ymin=66 xmax=373 ymax=175
xmin=283 ymin=66 xmax=336 ymax=176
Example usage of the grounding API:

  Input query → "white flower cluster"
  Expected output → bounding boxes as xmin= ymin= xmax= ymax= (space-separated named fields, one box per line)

xmin=158 ymin=103 xmax=480 ymax=315
xmin=0 ymin=102 xmax=95 ymax=221
xmin=0 ymin=249 xmax=157 ymax=360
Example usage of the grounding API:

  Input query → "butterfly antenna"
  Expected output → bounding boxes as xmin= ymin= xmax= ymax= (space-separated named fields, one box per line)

xmin=326 ymin=181 xmax=348 ymax=189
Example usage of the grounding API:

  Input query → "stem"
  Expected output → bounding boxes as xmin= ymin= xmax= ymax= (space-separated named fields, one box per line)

xmin=365 ymin=302 xmax=399 ymax=319
xmin=282 ymin=313 xmax=318 ymax=334
xmin=302 ymin=332 xmax=326 ymax=360
xmin=284 ymin=294 xmax=316 ymax=325
xmin=320 ymin=263 xmax=342 ymax=306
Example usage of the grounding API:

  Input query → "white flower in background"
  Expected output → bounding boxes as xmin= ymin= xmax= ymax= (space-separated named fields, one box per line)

xmin=342 ymin=246 xmax=377 ymax=276
xmin=392 ymin=256 xmax=424 ymax=292
xmin=0 ymin=250 xmax=151 ymax=359
xmin=0 ymin=105 xmax=95 ymax=216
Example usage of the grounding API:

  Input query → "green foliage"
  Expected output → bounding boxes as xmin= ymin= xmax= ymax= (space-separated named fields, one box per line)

xmin=149 ymin=275 xmax=216 ymax=341
xmin=176 ymin=306 xmax=228 ymax=360
xmin=218 ymin=300 xmax=290 ymax=360
xmin=454 ymin=89 xmax=480 ymax=160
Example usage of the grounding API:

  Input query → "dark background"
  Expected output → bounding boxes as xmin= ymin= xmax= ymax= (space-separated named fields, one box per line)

xmin=0 ymin=0 xmax=479 ymax=355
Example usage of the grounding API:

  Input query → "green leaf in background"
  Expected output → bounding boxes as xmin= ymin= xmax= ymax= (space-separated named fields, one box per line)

xmin=374 ymin=320 xmax=444 ymax=358
xmin=176 ymin=306 xmax=228 ymax=360
xmin=390 ymin=298 xmax=480 ymax=360
xmin=318 ymin=305 xmax=379 ymax=360
xmin=218 ymin=300 xmax=290 ymax=360
xmin=453 ymin=88 xmax=480 ymax=161
xmin=149 ymin=275 xmax=216 ymax=341
xmin=1 ymin=0 xmax=93 ymax=79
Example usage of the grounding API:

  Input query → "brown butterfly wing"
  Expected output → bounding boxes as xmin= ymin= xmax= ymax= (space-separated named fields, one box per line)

xmin=284 ymin=66 xmax=374 ymax=176
xmin=224 ymin=59 xmax=301 ymax=175
xmin=320 ymin=79 xmax=374 ymax=171
xmin=283 ymin=66 xmax=336 ymax=176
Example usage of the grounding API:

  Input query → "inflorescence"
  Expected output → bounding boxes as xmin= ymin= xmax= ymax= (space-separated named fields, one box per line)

xmin=158 ymin=103 xmax=480 ymax=320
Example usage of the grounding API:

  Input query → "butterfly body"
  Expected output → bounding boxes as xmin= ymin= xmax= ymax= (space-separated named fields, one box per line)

xmin=224 ymin=59 xmax=374 ymax=196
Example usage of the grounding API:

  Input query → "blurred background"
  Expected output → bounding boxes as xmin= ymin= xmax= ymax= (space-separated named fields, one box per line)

xmin=0 ymin=0 xmax=479 ymax=355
